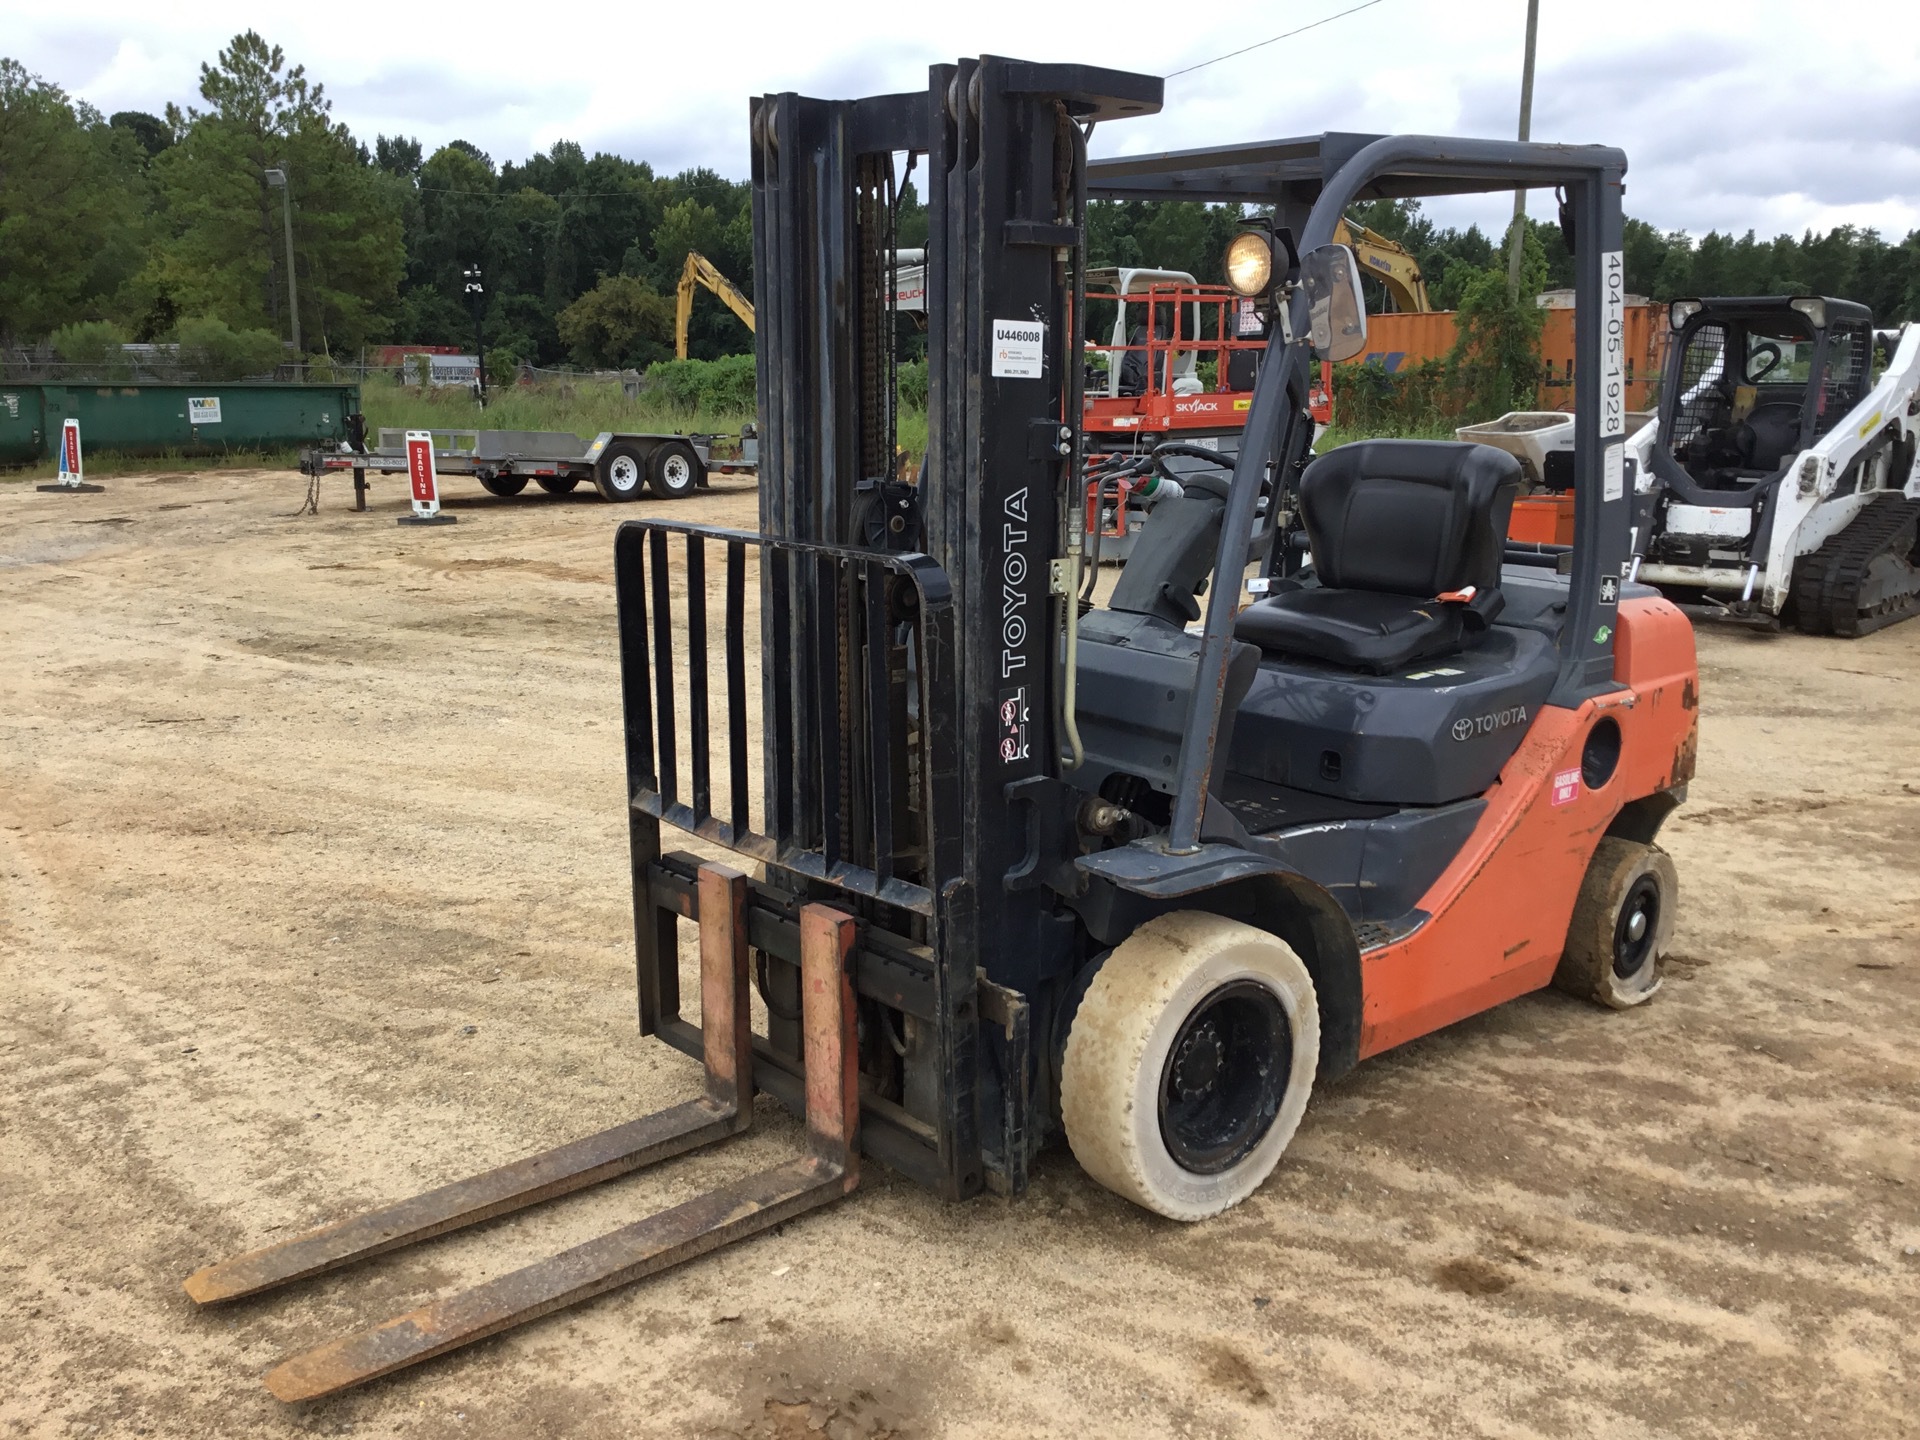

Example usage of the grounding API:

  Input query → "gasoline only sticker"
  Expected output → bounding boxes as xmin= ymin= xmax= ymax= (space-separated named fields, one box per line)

xmin=1551 ymin=767 xmax=1581 ymax=806
xmin=990 ymin=319 xmax=1045 ymax=379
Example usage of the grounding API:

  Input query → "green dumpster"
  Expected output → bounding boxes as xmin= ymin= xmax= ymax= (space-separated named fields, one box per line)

xmin=0 ymin=382 xmax=361 ymax=464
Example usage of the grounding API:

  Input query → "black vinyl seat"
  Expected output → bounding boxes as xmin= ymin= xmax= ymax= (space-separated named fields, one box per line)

xmin=1235 ymin=440 xmax=1521 ymax=674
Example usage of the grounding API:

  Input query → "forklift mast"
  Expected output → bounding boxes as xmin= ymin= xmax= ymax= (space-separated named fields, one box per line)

xmin=617 ymin=60 xmax=1164 ymax=1199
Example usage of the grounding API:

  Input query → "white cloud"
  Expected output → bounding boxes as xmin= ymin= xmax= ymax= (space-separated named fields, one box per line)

xmin=10 ymin=0 xmax=1918 ymax=239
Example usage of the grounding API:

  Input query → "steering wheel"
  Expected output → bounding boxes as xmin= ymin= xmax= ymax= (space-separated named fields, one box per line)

xmin=1745 ymin=341 xmax=1783 ymax=383
xmin=1152 ymin=442 xmax=1235 ymax=485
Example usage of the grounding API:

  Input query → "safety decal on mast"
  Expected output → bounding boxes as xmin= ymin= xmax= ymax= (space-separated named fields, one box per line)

xmin=998 ymin=687 xmax=1031 ymax=764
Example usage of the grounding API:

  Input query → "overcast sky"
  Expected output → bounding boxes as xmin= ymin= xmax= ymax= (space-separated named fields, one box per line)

xmin=12 ymin=0 xmax=1918 ymax=241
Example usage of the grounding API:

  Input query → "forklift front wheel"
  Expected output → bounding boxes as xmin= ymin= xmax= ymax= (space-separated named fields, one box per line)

xmin=1061 ymin=912 xmax=1319 ymax=1222
xmin=1554 ymin=837 xmax=1677 ymax=1009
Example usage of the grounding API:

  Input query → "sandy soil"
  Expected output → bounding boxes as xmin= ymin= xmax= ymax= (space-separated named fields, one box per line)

xmin=2 ymin=464 xmax=1916 ymax=1440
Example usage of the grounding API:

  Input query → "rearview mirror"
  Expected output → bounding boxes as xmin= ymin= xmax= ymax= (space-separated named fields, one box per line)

xmin=1302 ymin=243 xmax=1368 ymax=363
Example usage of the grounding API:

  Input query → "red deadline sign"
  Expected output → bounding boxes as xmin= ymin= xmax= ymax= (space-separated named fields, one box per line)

xmin=405 ymin=431 xmax=439 ymax=513
xmin=62 ymin=418 xmax=82 ymax=478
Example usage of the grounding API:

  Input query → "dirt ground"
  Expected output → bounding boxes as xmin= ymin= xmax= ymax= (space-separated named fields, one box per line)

xmin=2 ymin=464 xmax=1916 ymax=1440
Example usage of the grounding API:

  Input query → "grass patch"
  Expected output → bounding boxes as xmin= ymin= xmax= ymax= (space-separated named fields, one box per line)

xmin=358 ymin=375 xmax=936 ymax=461
xmin=358 ymin=374 xmax=755 ymax=442
xmin=1317 ymin=420 xmax=1459 ymax=450
xmin=2 ymin=448 xmax=297 ymax=482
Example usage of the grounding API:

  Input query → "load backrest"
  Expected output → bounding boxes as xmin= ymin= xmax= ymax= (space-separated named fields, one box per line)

xmin=1301 ymin=440 xmax=1520 ymax=599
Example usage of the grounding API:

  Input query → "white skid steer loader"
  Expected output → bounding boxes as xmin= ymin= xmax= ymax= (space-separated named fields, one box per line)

xmin=1628 ymin=296 xmax=1920 ymax=634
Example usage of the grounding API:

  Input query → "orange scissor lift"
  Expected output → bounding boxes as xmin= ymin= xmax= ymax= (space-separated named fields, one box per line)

xmin=1080 ymin=271 xmax=1331 ymax=557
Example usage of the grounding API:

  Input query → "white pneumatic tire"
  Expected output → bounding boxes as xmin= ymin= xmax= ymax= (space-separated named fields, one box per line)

xmin=1061 ymin=912 xmax=1319 ymax=1222
xmin=1554 ymin=838 xmax=1678 ymax=1010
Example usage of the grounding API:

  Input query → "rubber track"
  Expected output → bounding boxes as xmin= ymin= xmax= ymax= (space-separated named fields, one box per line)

xmin=1789 ymin=493 xmax=1920 ymax=637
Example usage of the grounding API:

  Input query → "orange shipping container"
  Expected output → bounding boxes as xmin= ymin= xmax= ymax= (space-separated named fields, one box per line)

xmin=1340 ymin=303 xmax=1668 ymax=411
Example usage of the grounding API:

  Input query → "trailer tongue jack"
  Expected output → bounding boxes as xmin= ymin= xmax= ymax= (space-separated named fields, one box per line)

xmin=183 ymin=865 xmax=860 ymax=1402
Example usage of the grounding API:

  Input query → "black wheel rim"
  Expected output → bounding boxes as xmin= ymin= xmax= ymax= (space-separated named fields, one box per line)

xmin=1612 ymin=874 xmax=1661 ymax=979
xmin=1157 ymin=980 xmax=1291 ymax=1175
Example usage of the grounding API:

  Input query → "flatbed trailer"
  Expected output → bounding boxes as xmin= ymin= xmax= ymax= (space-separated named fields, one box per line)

xmin=301 ymin=425 xmax=758 ymax=510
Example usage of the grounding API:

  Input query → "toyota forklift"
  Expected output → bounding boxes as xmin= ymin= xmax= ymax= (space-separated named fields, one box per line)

xmin=183 ymin=59 xmax=1699 ymax=1399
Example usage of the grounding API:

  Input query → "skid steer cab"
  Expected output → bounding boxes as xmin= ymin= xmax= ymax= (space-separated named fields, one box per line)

xmin=184 ymin=59 xmax=1699 ymax=1398
xmin=1629 ymin=295 xmax=1920 ymax=633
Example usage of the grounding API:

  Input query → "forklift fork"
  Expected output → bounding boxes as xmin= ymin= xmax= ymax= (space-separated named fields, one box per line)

xmin=182 ymin=863 xmax=861 ymax=1402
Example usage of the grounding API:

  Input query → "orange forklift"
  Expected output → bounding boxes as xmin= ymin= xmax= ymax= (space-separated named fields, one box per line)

xmin=183 ymin=63 xmax=1698 ymax=1397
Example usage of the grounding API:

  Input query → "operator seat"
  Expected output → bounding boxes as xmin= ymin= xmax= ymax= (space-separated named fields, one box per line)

xmin=1234 ymin=440 xmax=1520 ymax=674
xmin=1735 ymin=402 xmax=1804 ymax=473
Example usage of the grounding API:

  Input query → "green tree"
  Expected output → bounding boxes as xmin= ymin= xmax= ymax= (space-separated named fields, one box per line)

xmin=556 ymin=273 xmax=672 ymax=368
xmin=172 ymin=315 xmax=283 ymax=378
xmin=0 ymin=60 xmax=151 ymax=341
xmin=109 ymin=110 xmax=171 ymax=164
xmin=149 ymin=31 xmax=403 ymax=354
xmin=51 ymin=319 xmax=132 ymax=377
xmin=1448 ymin=222 xmax=1547 ymax=417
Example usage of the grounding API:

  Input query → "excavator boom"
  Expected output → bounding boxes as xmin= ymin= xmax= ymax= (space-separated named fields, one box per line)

xmin=675 ymin=251 xmax=756 ymax=360
xmin=1333 ymin=218 xmax=1433 ymax=313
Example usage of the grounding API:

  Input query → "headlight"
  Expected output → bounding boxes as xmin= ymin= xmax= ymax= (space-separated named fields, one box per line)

xmin=1669 ymin=299 xmax=1701 ymax=332
xmin=1225 ymin=232 xmax=1274 ymax=297
xmin=1788 ymin=297 xmax=1827 ymax=328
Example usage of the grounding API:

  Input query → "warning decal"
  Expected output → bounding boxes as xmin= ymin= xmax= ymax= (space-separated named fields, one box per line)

xmin=997 ymin=686 xmax=1030 ymax=764
xmin=1551 ymin=767 xmax=1581 ymax=806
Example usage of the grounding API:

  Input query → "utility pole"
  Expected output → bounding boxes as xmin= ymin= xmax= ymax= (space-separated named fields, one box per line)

xmin=1505 ymin=0 xmax=1541 ymax=299
xmin=464 ymin=264 xmax=487 ymax=408
xmin=264 ymin=167 xmax=301 ymax=354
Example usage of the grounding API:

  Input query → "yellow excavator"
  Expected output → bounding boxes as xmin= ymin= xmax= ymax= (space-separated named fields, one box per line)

xmin=674 ymin=250 xmax=755 ymax=360
xmin=1332 ymin=218 xmax=1432 ymax=313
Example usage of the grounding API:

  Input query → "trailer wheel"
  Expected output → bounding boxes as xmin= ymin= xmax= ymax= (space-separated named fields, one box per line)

xmin=595 ymin=442 xmax=648 ymax=502
xmin=649 ymin=440 xmax=702 ymax=499
xmin=1553 ymin=837 xmax=1677 ymax=1009
xmin=537 ymin=475 xmax=579 ymax=495
xmin=480 ymin=474 xmax=529 ymax=497
xmin=1061 ymin=912 xmax=1318 ymax=1221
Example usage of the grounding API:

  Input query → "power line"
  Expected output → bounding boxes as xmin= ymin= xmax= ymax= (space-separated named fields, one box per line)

xmin=1165 ymin=0 xmax=1389 ymax=80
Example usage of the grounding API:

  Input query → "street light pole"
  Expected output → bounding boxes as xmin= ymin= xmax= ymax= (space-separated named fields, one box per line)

xmin=1505 ymin=0 xmax=1541 ymax=299
xmin=264 ymin=167 xmax=301 ymax=354
xmin=463 ymin=264 xmax=487 ymax=409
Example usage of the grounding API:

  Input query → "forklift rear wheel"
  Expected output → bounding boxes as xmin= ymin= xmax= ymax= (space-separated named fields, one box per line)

xmin=649 ymin=440 xmax=701 ymax=499
xmin=480 ymin=474 xmax=529 ymax=497
xmin=537 ymin=475 xmax=579 ymax=495
xmin=1061 ymin=912 xmax=1318 ymax=1221
xmin=595 ymin=443 xmax=648 ymax=502
xmin=1554 ymin=838 xmax=1677 ymax=1009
